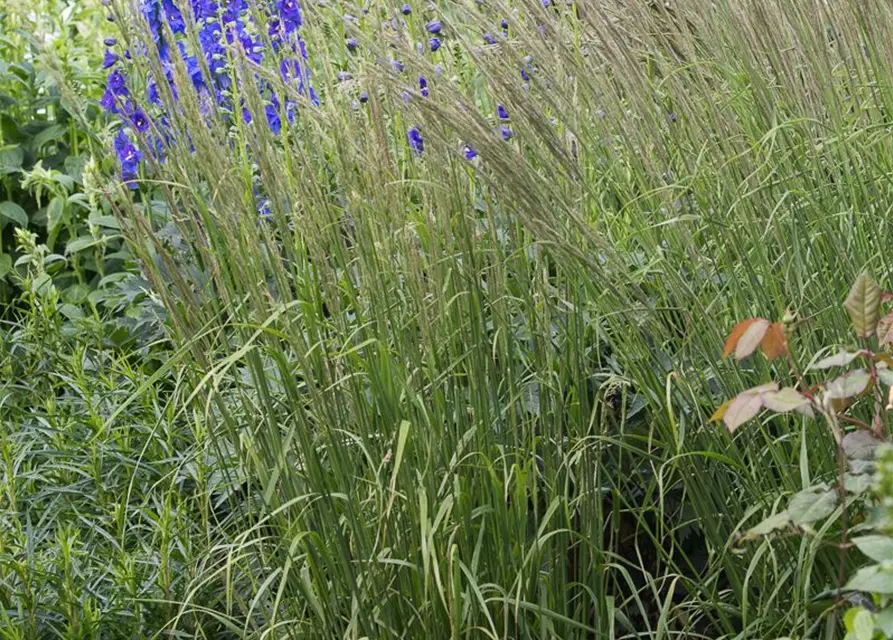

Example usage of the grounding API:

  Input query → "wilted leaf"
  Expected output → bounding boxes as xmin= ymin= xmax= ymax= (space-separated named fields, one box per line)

xmin=723 ymin=318 xmax=763 ymax=358
xmin=710 ymin=398 xmax=732 ymax=423
xmin=852 ymin=535 xmax=893 ymax=563
xmin=724 ymin=391 xmax=764 ymax=433
xmin=845 ymin=565 xmax=893 ymax=594
xmin=810 ymin=350 xmax=861 ymax=370
xmin=845 ymin=272 xmax=882 ymax=338
xmin=787 ymin=487 xmax=837 ymax=525
xmin=762 ymin=388 xmax=810 ymax=413
xmin=842 ymin=430 xmax=885 ymax=460
xmin=760 ymin=322 xmax=787 ymax=360
xmin=878 ymin=312 xmax=893 ymax=346
xmin=736 ymin=318 xmax=771 ymax=360
xmin=826 ymin=369 xmax=871 ymax=399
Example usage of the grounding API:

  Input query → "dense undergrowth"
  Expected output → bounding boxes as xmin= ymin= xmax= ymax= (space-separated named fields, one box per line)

xmin=1 ymin=0 xmax=893 ymax=637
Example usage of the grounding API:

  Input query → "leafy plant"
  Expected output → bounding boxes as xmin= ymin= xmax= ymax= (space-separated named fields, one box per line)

xmin=717 ymin=272 xmax=893 ymax=635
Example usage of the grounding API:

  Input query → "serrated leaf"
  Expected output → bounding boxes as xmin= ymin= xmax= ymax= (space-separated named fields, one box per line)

xmin=762 ymin=388 xmax=810 ymax=413
xmin=0 ymin=201 xmax=27 ymax=227
xmin=878 ymin=312 xmax=893 ymax=346
xmin=787 ymin=487 xmax=837 ymax=525
xmin=826 ymin=369 xmax=871 ymax=399
xmin=845 ymin=565 xmax=893 ymax=594
xmin=736 ymin=318 xmax=771 ymax=360
xmin=845 ymin=272 xmax=883 ymax=338
xmin=723 ymin=318 xmax=762 ymax=358
xmin=843 ymin=431 xmax=885 ymax=460
xmin=852 ymin=535 xmax=893 ymax=563
xmin=810 ymin=350 xmax=862 ymax=370
xmin=724 ymin=391 xmax=764 ymax=433
xmin=760 ymin=322 xmax=787 ymax=360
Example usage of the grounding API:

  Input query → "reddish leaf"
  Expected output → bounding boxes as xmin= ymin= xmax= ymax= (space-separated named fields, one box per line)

xmin=723 ymin=318 xmax=763 ymax=358
xmin=759 ymin=322 xmax=787 ymax=361
xmin=736 ymin=319 xmax=771 ymax=360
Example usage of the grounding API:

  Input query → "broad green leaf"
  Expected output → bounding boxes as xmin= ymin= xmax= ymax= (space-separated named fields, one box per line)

xmin=843 ymin=431 xmax=885 ymax=460
xmin=845 ymin=565 xmax=893 ymax=594
xmin=66 ymin=235 xmax=103 ymax=254
xmin=787 ymin=487 xmax=837 ymax=525
xmin=876 ymin=606 xmax=893 ymax=638
xmin=0 ymin=253 xmax=11 ymax=279
xmin=0 ymin=144 xmax=23 ymax=174
xmin=47 ymin=196 xmax=65 ymax=231
xmin=736 ymin=318 xmax=770 ymax=360
xmin=810 ymin=350 xmax=862 ymax=370
xmin=845 ymin=272 xmax=882 ymax=338
xmin=852 ymin=535 xmax=893 ymax=563
xmin=851 ymin=608 xmax=875 ymax=640
xmin=844 ymin=473 xmax=874 ymax=494
xmin=0 ymin=201 xmax=27 ymax=227
xmin=762 ymin=388 xmax=810 ymax=413
xmin=32 ymin=123 xmax=67 ymax=150
xmin=826 ymin=370 xmax=871 ymax=399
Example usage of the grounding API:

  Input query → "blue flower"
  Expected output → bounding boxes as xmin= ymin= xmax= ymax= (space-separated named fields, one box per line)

xmin=346 ymin=37 xmax=358 ymax=51
xmin=419 ymin=75 xmax=428 ymax=97
xmin=500 ymin=125 xmax=513 ymax=140
xmin=392 ymin=59 xmax=405 ymax=72
xmin=278 ymin=0 xmax=302 ymax=32
xmin=266 ymin=103 xmax=282 ymax=135
xmin=104 ymin=37 xmax=118 ymax=47
xmin=496 ymin=104 xmax=509 ymax=120
xmin=102 ymin=49 xmax=120 ymax=69
xmin=114 ymin=130 xmax=142 ymax=186
xmin=130 ymin=108 xmax=151 ymax=133
xmin=463 ymin=145 xmax=477 ymax=160
xmin=483 ymin=33 xmax=497 ymax=45
xmin=429 ymin=37 xmax=441 ymax=51
xmin=426 ymin=20 xmax=442 ymax=33
xmin=501 ymin=18 xmax=508 ymax=29
xmin=408 ymin=126 xmax=423 ymax=154
xmin=401 ymin=3 xmax=411 ymax=14
xmin=520 ymin=66 xmax=530 ymax=81
xmin=359 ymin=90 xmax=369 ymax=103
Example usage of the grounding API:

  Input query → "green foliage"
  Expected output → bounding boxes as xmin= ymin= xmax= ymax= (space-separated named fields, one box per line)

xmin=0 ymin=0 xmax=132 ymax=307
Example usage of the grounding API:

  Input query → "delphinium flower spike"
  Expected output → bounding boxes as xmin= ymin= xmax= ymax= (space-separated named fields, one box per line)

xmin=408 ymin=126 xmax=424 ymax=154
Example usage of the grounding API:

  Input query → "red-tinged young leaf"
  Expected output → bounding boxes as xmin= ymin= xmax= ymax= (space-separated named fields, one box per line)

xmin=844 ymin=272 xmax=882 ymax=338
xmin=825 ymin=369 xmax=871 ymax=399
xmin=809 ymin=350 xmax=862 ymax=370
xmin=878 ymin=311 xmax=893 ymax=346
xmin=724 ymin=391 xmax=765 ymax=433
xmin=759 ymin=322 xmax=787 ymax=360
xmin=722 ymin=318 xmax=763 ymax=358
xmin=762 ymin=388 xmax=810 ymax=413
xmin=709 ymin=399 xmax=732 ymax=423
xmin=735 ymin=318 xmax=771 ymax=360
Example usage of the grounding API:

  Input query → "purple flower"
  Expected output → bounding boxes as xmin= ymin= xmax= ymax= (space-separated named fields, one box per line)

xmin=419 ymin=75 xmax=428 ymax=97
xmin=500 ymin=18 xmax=508 ymax=29
xmin=429 ymin=37 xmax=441 ymax=51
xmin=463 ymin=145 xmax=477 ymax=160
xmin=433 ymin=64 xmax=443 ymax=75
xmin=114 ymin=130 xmax=142 ymax=186
xmin=102 ymin=49 xmax=120 ymax=69
xmin=337 ymin=70 xmax=353 ymax=81
xmin=542 ymin=0 xmax=550 ymax=6
xmin=359 ymin=90 xmax=369 ymax=103
xmin=401 ymin=3 xmax=411 ymax=14
xmin=392 ymin=59 xmax=404 ymax=72
xmin=278 ymin=0 xmax=302 ymax=31
xmin=346 ymin=37 xmax=358 ymax=51
xmin=408 ymin=126 xmax=423 ymax=154
xmin=104 ymin=37 xmax=118 ymax=46
xmin=500 ymin=125 xmax=513 ymax=140
xmin=425 ymin=20 xmax=442 ymax=33
xmin=667 ymin=112 xmax=678 ymax=123
xmin=520 ymin=66 xmax=530 ymax=81
xmin=483 ymin=33 xmax=497 ymax=45
xmin=266 ymin=103 xmax=282 ymax=135
xmin=496 ymin=104 xmax=509 ymax=120
xmin=130 ymin=108 xmax=151 ymax=133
